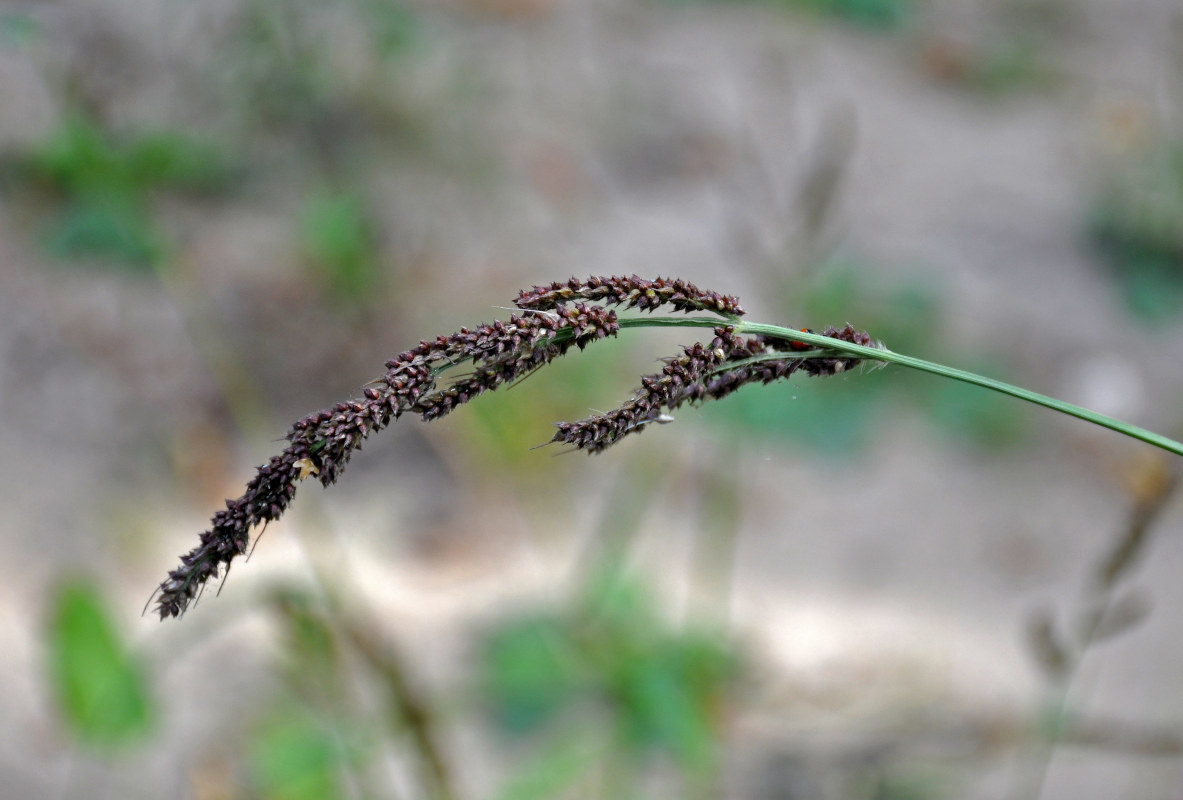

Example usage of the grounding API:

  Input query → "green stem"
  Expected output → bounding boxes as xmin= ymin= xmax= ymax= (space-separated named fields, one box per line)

xmin=615 ymin=316 xmax=1183 ymax=459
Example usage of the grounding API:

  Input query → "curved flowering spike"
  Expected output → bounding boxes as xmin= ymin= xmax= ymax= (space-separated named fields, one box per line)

xmin=687 ymin=325 xmax=875 ymax=408
xmin=152 ymin=301 xmax=620 ymax=619
xmin=550 ymin=324 xmax=877 ymax=455
xmin=156 ymin=280 xmax=880 ymax=617
xmin=515 ymin=274 xmax=745 ymax=317
xmin=550 ymin=327 xmax=750 ymax=454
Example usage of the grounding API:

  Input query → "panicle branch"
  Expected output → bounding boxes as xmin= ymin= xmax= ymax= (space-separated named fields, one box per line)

xmin=154 ymin=302 xmax=620 ymax=618
xmin=515 ymin=274 xmax=745 ymax=318
xmin=550 ymin=324 xmax=875 ymax=454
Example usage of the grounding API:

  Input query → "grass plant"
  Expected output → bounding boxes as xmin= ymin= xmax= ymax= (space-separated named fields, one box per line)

xmin=2 ymin=115 xmax=232 ymax=268
xmin=150 ymin=275 xmax=1183 ymax=619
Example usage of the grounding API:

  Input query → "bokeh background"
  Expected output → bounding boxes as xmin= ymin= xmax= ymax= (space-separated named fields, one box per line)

xmin=3 ymin=0 xmax=1183 ymax=797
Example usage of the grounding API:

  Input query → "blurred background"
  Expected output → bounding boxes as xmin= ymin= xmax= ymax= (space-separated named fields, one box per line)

xmin=3 ymin=0 xmax=1183 ymax=797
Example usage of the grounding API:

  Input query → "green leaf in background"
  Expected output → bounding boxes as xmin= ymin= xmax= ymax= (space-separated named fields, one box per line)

xmin=581 ymin=572 xmax=734 ymax=768
xmin=24 ymin=116 xmax=230 ymax=198
xmin=300 ymin=190 xmax=382 ymax=303
xmin=1088 ymin=141 xmax=1183 ymax=323
xmin=0 ymin=13 xmax=40 ymax=47
xmin=24 ymin=116 xmax=123 ymax=196
xmin=871 ymin=769 xmax=946 ymax=800
xmin=1115 ymin=257 xmax=1183 ymax=324
xmin=41 ymin=198 xmax=164 ymax=268
xmin=494 ymin=734 xmax=602 ymax=800
xmin=122 ymin=132 xmax=232 ymax=193
xmin=663 ymin=0 xmax=909 ymax=29
xmin=481 ymin=617 xmax=584 ymax=735
xmin=480 ymin=568 xmax=736 ymax=782
xmin=482 ymin=568 xmax=735 ymax=772
xmin=361 ymin=0 xmax=420 ymax=57
xmin=249 ymin=713 xmax=357 ymax=800
xmin=617 ymin=653 xmax=713 ymax=764
xmin=7 ymin=115 xmax=233 ymax=269
xmin=607 ymin=630 xmax=733 ymax=767
xmin=805 ymin=0 xmax=909 ymax=28
xmin=47 ymin=579 xmax=154 ymax=750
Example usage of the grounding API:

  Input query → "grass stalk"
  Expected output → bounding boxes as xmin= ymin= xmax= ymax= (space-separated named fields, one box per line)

xmin=616 ymin=316 xmax=1183 ymax=459
xmin=154 ymin=277 xmax=1183 ymax=619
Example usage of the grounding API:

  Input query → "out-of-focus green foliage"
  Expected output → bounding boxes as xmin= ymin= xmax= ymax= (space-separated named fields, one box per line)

xmin=0 ymin=12 xmax=40 ymax=46
xmin=300 ymin=190 xmax=383 ymax=303
xmin=243 ymin=592 xmax=380 ymax=799
xmin=359 ymin=0 xmax=420 ymax=57
xmin=663 ymin=0 xmax=909 ymax=29
xmin=870 ymin=770 xmax=946 ymax=800
xmin=43 ymin=198 xmax=165 ymax=267
xmin=789 ymin=0 xmax=909 ymax=28
xmin=494 ymin=735 xmax=603 ymax=800
xmin=480 ymin=568 xmax=737 ymax=782
xmin=3 ymin=115 xmax=233 ymax=267
xmin=1089 ymin=142 xmax=1183 ymax=322
xmin=47 ymin=579 xmax=154 ymax=750
xmin=483 ymin=616 xmax=586 ymax=735
xmin=25 ymin=118 xmax=230 ymax=194
xmin=249 ymin=710 xmax=364 ymax=800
